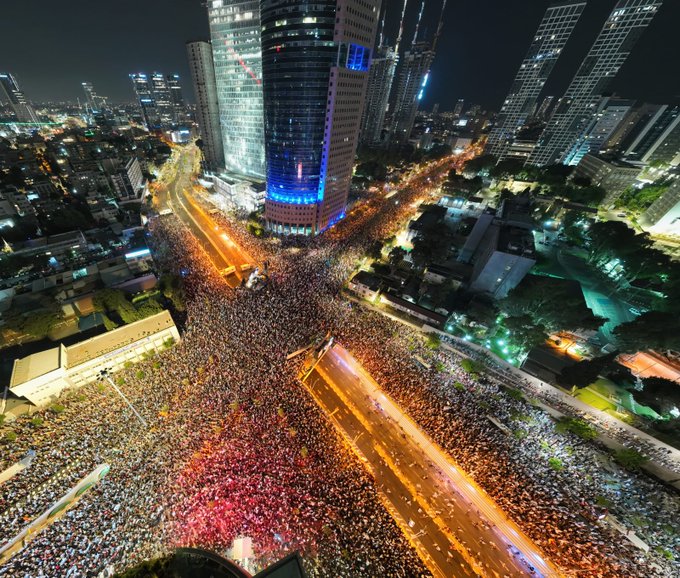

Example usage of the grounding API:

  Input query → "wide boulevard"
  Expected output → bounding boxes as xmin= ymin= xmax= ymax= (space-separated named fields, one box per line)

xmin=153 ymin=144 xmax=253 ymax=287
xmin=304 ymin=344 xmax=559 ymax=578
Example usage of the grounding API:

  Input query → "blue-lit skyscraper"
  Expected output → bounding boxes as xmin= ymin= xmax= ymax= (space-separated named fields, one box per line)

xmin=261 ymin=0 xmax=382 ymax=235
xmin=208 ymin=1 xmax=265 ymax=178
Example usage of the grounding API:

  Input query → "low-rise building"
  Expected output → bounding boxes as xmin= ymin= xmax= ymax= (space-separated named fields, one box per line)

xmin=6 ymin=310 xmax=179 ymax=408
xmin=380 ymin=293 xmax=448 ymax=329
xmin=111 ymin=157 xmax=146 ymax=201
xmin=641 ymin=179 xmax=680 ymax=234
xmin=573 ymin=154 xmax=642 ymax=204
xmin=348 ymin=270 xmax=381 ymax=301
xmin=469 ymin=225 xmax=536 ymax=299
xmin=210 ymin=173 xmax=266 ymax=213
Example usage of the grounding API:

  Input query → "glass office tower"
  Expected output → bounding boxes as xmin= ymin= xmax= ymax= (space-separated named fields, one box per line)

xmin=208 ymin=1 xmax=265 ymax=179
xmin=485 ymin=1 xmax=586 ymax=160
xmin=529 ymin=0 xmax=664 ymax=167
xmin=261 ymin=0 xmax=381 ymax=235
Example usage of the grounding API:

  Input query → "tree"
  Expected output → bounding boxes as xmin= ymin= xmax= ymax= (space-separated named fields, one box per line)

xmin=614 ymin=448 xmax=647 ymax=471
xmin=160 ymin=274 xmax=186 ymax=312
xmin=410 ymin=223 xmax=453 ymax=268
xmin=614 ymin=311 xmax=680 ymax=353
xmin=555 ymin=417 xmax=598 ymax=442
xmin=462 ymin=155 xmax=497 ymax=178
xmin=2 ymin=306 xmax=64 ymax=342
xmin=367 ymin=241 xmax=383 ymax=260
xmin=503 ymin=314 xmax=549 ymax=353
xmin=557 ymin=353 xmax=618 ymax=389
xmin=631 ymin=377 xmax=680 ymax=416
xmin=388 ymin=246 xmax=407 ymax=268
xmin=135 ymin=298 xmax=164 ymax=320
xmin=501 ymin=275 xmax=606 ymax=332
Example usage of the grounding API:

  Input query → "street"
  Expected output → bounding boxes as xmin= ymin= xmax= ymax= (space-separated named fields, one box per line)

xmin=153 ymin=145 xmax=253 ymax=287
xmin=304 ymin=344 xmax=560 ymax=578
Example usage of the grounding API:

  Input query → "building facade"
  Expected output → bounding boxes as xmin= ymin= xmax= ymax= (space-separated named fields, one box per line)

xmin=261 ymin=0 xmax=381 ymax=235
xmin=624 ymin=104 xmax=680 ymax=167
xmin=359 ymin=45 xmax=398 ymax=147
xmin=0 ymin=72 xmax=40 ymax=124
xmin=642 ymin=179 xmax=680 ymax=233
xmin=485 ymin=1 xmax=586 ymax=160
xmin=8 ymin=311 xmax=180 ymax=408
xmin=562 ymin=97 xmax=635 ymax=166
xmin=130 ymin=73 xmax=184 ymax=130
xmin=528 ymin=0 xmax=664 ymax=167
xmin=390 ymin=41 xmax=435 ymax=145
xmin=208 ymin=1 xmax=265 ymax=179
xmin=186 ymin=41 xmax=226 ymax=171
xmin=573 ymin=154 xmax=641 ymax=204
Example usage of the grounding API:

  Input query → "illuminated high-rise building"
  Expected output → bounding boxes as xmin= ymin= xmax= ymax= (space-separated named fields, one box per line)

xmin=529 ymin=0 xmax=664 ymax=167
xmin=389 ymin=1 xmax=447 ymax=146
xmin=359 ymin=0 xmax=408 ymax=147
xmin=562 ymin=97 xmax=635 ymax=166
xmin=624 ymin=104 xmax=680 ymax=167
xmin=360 ymin=45 xmax=399 ymax=147
xmin=130 ymin=73 xmax=160 ymax=129
xmin=166 ymin=74 xmax=186 ymax=125
xmin=261 ymin=0 xmax=382 ymax=235
xmin=186 ymin=41 xmax=225 ymax=171
xmin=130 ymin=72 xmax=184 ymax=130
xmin=486 ymin=1 xmax=585 ymax=160
xmin=207 ymin=1 xmax=265 ymax=179
xmin=0 ymin=72 xmax=39 ymax=124
xmin=81 ymin=81 xmax=107 ymax=114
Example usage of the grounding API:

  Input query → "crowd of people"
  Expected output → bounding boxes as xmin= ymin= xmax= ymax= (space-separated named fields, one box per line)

xmin=0 ymin=152 xmax=678 ymax=578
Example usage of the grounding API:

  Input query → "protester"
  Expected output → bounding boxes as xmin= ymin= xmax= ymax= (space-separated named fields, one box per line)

xmin=0 ymin=155 xmax=676 ymax=577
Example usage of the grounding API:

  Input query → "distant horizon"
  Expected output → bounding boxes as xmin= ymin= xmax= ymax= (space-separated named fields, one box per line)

xmin=1 ymin=0 xmax=679 ymax=110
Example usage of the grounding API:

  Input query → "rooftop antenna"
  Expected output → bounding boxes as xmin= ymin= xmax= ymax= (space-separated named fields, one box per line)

xmin=411 ymin=0 xmax=426 ymax=48
xmin=432 ymin=0 xmax=448 ymax=51
xmin=394 ymin=0 xmax=410 ymax=54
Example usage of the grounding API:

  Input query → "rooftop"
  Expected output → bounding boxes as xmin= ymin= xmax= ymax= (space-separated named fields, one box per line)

xmin=9 ymin=347 xmax=61 ymax=387
xmin=66 ymin=310 xmax=175 ymax=368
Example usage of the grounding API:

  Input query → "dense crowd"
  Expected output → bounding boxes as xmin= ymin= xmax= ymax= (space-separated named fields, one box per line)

xmin=0 ymin=152 xmax=678 ymax=578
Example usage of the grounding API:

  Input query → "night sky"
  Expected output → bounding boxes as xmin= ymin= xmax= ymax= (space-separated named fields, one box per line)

xmin=1 ymin=0 xmax=679 ymax=110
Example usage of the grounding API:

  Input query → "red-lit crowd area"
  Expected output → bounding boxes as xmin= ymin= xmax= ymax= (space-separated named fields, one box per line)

xmin=0 ymin=154 xmax=677 ymax=578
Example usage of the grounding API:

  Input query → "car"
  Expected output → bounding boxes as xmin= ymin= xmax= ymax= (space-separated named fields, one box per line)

xmin=617 ymin=213 xmax=627 ymax=218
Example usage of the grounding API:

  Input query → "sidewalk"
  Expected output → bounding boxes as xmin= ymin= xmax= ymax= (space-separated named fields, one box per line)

xmin=347 ymin=292 xmax=680 ymax=485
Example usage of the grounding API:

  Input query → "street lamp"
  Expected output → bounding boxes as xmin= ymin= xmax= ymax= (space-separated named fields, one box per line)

xmin=98 ymin=369 xmax=147 ymax=427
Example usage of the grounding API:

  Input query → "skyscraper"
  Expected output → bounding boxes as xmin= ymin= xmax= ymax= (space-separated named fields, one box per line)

xmin=208 ymin=1 xmax=265 ymax=179
xmin=0 ymin=72 xmax=39 ymax=123
xmin=187 ymin=41 xmax=225 ymax=171
xmin=389 ymin=0 xmax=447 ymax=146
xmin=624 ymin=104 xmax=680 ymax=166
xmin=166 ymin=74 xmax=186 ymax=125
xmin=359 ymin=0 xmax=408 ymax=147
xmin=360 ymin=45 xmax=399 ymax=147
xmin=261 ymin=0 xmax=381 ymax=235
xmin=528 ymin=0 xmax=664 ymax=167
xmin=453 ymin=99 xmax=465 ymax=116
xmin=130 ymin=72 xmax=184 ymax=130
xmin=81 ymin=82 xmax=106 ymax=114
xmin=485 ymin=1 xmax=586 ymax=160
xmin=562 ymin=97 xmax=635 ymax=166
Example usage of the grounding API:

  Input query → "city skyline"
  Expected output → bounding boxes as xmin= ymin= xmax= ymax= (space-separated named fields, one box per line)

xmin=1 ymin=0 xmax=679 ymax=110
